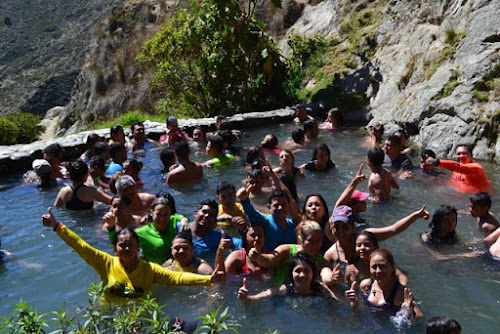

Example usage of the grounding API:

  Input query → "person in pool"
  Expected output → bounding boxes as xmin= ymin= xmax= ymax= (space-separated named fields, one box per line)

xmin=41 ymin=207 xmax=224 ymax=303
xmin=114 ymin=175 xmax=155 ymax=216
xmin=282 ymin=129 xmax=305 ymax=152
xmin=319 ymin=108 xmax=343 ymax=131
xmin=163 ymin=232 xmax=214 ymax=274
xmin=468 ymin=192 xmax=499 ymax=234
xmin=167 ymin=141 xmax=203 ymax=186
xmin=54 ymin=160 xmax=112 ymax=210
xmin=123 ymin=159 xmax=144 ymax=187
xmin=334 ymin=163 xmax=369 ymax=225
xmin=345 ymin=231 xmax=408 ymax=286
xmin=203 ymin=135 xmax=235 ymax=168
xmin=237 ymin=252 xmax=338 ymax=301
xmin=421 ymin=205 xmax=459 ymax=244
xmin=345 ymin=248 xmax=422 ymax=319
xmin=103 ymin=195 xmax=144 ymax=232
xmin=367 ymin=147 xmax=399 ymax=201
xmin=303 ymin=119 xmax=319 ymax=142
xmin=300 ymin=143 xmax=335 ymax=172
xmin=424 ymin=144 xmax=491 ymax=194
xmin=159 ymin=116 xmax=188 ymax=146
xmin=273 ymin=149 xmax=305 ymax=180
xmin=216 ymin=181 xmax=248 ymax=234
xmin=248 ymin=220 xmax=336 ymax=286
xmin=325 ymin=205 xmax=429 ymax=268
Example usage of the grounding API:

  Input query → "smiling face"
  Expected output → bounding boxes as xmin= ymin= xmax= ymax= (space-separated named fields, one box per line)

xmin=304 ymin=196 xmax=326 ymax=223
xmin=246 ymin=225 xmax=265 ymax=250
xmin=193 ymin=129 xmax=204 ymax=143
xmin=194 ymin=205 xmax=217 ymax=231
xmin=171 ymin=238 xmax=194 ymax=266
xmin=114 ymin=231 xmax=140 ymax=260
xmin=301 ymin=230 xmax=323 ymax=256
xmin=268 ymin=196 xmax=289 ymax=221
xmin=132 ymin=124 xmax=145 ymax=142
xmin=151 ymin=204 xmax=171 ymax=231
xmin=369 ymin=254 xmax=395 ymax=282
xmin=292 ymin=260 xmax=314 ymax=292
xmin=455 ymin=146 xmax=472 ymax=164
xmin=355 ymin=235 xmax=376 ymax=260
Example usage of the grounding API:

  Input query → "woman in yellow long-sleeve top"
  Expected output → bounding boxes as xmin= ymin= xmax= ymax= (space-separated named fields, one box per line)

xmin=41 ymin=207 xmax=223 ymax=303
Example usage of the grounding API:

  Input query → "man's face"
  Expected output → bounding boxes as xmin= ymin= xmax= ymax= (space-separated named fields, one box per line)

xmin=384 ymin=139 xmax=400 ymax=157
xmin=132 ymin=124 xmax=145 ymax=142
xmin=268 ymin=196 xmax=289 ymax=221
xmin=194 ymin=205 xmax=217 ymax=229
xmin=456 ymin=146 xmax=472 ymax=164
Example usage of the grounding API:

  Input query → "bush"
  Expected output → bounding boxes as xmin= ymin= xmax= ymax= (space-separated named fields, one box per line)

xmin=0 ymin=112 xmax=44 ymax=145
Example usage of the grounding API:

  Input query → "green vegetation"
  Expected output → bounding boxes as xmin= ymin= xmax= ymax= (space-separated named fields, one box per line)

xmin=0 ymin=112 xmax=44 ymax=145
xmin=431 ymin=68 xmax=462 ymax=100
xmin=424 ymin=27 xmax=465 ymax=80
xmin=472 ymin=63 xmax=500 ymax=102
xmin=95 ymin=109 xmax=166 ymax=130
xmin=0 ymin=284 xmax=243 ymax=334
xmin=282 ymin=0 xmax=387 ymax=108
xmin=398 ymin=54 xmax=421 ymax=90
xmin=137 ymin=0 xmax=286 ymax=118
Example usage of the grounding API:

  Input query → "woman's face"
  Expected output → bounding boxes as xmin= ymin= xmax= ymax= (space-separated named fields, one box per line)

xmin=301 ymin=230 xmax=323 ymax=256
xmin=152 ymin=204 xmax=171 ymax=226
xmin=123 ymin=161 xmax=133 ymax=175
xmin=292 ymin=260 xmax=314 ymax=291
xmin=113 ymin=128 xmax=125 ymax=142
xmin=332 ymin=221 xmax=354 ymax=241
xmin=305 ymin=196 xmax=326 ymax=222
xmin=246 ymin=226 xmax=265 ymax=250
xmin=438 ymin=213 xmax=457 ymax=236
xmin=316 ymin=149 xmax=329 ymax=165
xmin=355 ymin=235 xmax=375 ymax=260
xmin=171 ymin=238 xmax=194 ymax=265
xmin=279 ymin=151 xmax=293 ymax=168
xmin=114 ymin=232 xmax=140 ymax=260
xmin=370 ymin=254 xmax=394 ymax=282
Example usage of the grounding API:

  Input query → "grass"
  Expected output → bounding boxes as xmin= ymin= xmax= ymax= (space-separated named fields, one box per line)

xmin=431 ymin=68 xmax=462 ymax=100
xmin=94 ymin=110 xmax=165 ymax=130
xmin=423 ymin=28 xmax=465 ymax=80
xmin=472 ymin=63 xmax=500 ymax=102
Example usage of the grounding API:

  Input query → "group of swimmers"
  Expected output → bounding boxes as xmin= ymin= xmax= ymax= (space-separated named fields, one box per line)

xmin=12 ymin=107 xmax=499 ymax=333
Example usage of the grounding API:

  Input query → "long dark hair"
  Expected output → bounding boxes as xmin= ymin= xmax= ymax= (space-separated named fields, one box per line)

xmin=287 ymin=252 xmax=321 ymax=291
xmin=302 ymin=193 xmax=329 ymax=227
xmin=428 ymin=205 xmax=458 ymax=243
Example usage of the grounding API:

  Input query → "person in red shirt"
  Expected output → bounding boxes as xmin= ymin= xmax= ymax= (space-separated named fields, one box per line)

xmin=425 ymin=144 xmax=491 ymax=194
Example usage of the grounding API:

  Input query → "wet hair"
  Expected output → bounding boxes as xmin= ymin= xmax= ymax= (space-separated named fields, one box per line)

xmin=112 ymin=193 xmax=132 ymax=207
xmin=166 ymin=116 xmax=178 ymax=127
xmin=247 ymin=169 xmax=264 ymax=179
xmin=394 ymin=129 xmax=407 ymax=139
xmin=246 ymin=146 xmax=263 ymax=164
xmin=296 ymin=220 xmax=322 ymax=244
xmin=125 ymin=159 xmax=143 ymax=172
xmin=287 ymin=252 xmax=320 ymax=290
xmin=115 ymin=175 xmax=136 ymax=193
xmin=251 ymin=159 xmax=265 ymax=170
xmin=312 ymin=143 xmax=331 ymax=161
xmin=156 ymin=191 xmax=177 ymax=214
xmin=426 ymin=316 xmax=461 ymax=334
xmin=88 ymin=155 xmax=105 ymax=169
xmin=267 ymin=190 xmax=289 ymax=204
xmin=367 ymin=147 xmax=385 ymax=166
xmin=470 ymin=192 xmax=491 ymax=209
xmin=292 ymin=129 xmax=305 ymax=144
xmin=386 ymin=135 xmax=402 ymax=146
xmin=86 ymin=134 xmax=101 ymax=149
xmin=131 ymin=122 xmax=144 ymax=133
xmin=110 ymin=125 xmax=124 ymax=137
xmin=427 ymin=205 xmax=458 ymax=242
xmin=280 ymin=149 xmax=295 ymax=164
xmin=43 ymin=143 xmax=62 ymax=156
xmin=303 ymin=119 xmax=318 ymax=133
xmin=356 ymin=231 xmax=379 ymax=249
xmin=67 ymin=160 xmax=88 ymax=181
xmin=261 ymin=134 xmax=278 ymax=148
xmin=109 ymin=142 xmax=125 ymax=159
xmin=207 ymin=135 xmax=224 ymax=154
xmin=94 ymin=142 xmax=108 ymax=157
xmin=457 ymin=144 xmax=473 ymax=155
xmin=173 ymin=232 xmax=194 ymax=246
xmin=421 ymin=149 xmax=436 ymax=159
xmin=112 ymin=228 xmax=139 ymax=246
xmin=302 ymin=193 xmax=329 ymax=227
xmin=197 ymin=198 xmax=218 ymax=213
xmin=217 ymin=181 xmax=235 ymax=194
xmin=327 ymin=107 xmax=343 ymax=125
xmin=242 ymin=221 xmax=266 ymax=249
xmin=173 ymin=141 xmax=190 ymax=159
xmin=369 ymin=248 xmax=396 ymax=270
xmin=151 ymin=196 xmax=170 ymax=211
xmin=219 ymin=130 xmax=238 ymax=146
xmin=160 ymin=148 xmax=175 ymax=168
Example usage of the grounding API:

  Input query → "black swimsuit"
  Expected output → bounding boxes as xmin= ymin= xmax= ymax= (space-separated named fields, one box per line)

xmin=66 ymin=184 xmax=93 ymax=210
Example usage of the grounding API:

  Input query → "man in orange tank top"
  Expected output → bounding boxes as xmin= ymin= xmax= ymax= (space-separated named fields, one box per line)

xmin=425 ymin=144 xmax=491 ymax=194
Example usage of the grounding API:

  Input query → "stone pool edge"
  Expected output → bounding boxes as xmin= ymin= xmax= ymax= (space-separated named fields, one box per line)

xmin=0 ymin=108 xmax=295 ymax=175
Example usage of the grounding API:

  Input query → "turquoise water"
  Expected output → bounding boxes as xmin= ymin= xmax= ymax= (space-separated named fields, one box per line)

xmin=1 ymin=123 xmax=499 ymax=333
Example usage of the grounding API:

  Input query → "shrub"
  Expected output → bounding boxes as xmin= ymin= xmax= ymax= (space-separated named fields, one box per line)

xmin=0 ymin=112 xmax=44 ymax=145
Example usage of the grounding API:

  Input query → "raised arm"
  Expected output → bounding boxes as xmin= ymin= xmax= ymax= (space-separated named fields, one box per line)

xmin=264 ymin=163 xmax=301 ymax=222
xmin=249 ymin=244 xmax=290 ymax=268
xmin=365 ymin=205 xmax=429 ymax=241
xmin=335 ymin=163 xmax=367 ymax=209
xmin=237 ymin=186 xmax=267 ymax=224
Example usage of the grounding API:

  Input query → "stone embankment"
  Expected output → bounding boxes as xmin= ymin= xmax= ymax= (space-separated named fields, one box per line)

xmin=0 ymin=108 xmax=293 ymax=175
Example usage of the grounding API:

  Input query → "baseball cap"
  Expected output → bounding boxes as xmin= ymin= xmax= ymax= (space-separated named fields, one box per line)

xmin=350 ymin=190 xmax=369 ymax=203
xmin=32 ymin=159 xmax=52 ymax=177
xmin=332 ymin=205 xmax=353 ymax=224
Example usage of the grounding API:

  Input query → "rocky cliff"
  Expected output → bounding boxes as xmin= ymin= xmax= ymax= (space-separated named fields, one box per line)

xmin=0 ymin=0 xmax=122 ymax=115
xmin=41 ymin=0 xmax=500 ymax=160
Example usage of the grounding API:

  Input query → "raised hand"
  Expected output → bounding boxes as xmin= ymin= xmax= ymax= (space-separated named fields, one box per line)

xmin=401 ymin=287 xmax=415 ymax=313
xmin=102 ymin=211 xmax=116 ymax=229
xmin=247 ymin=245 xmax=261 ymax=262
xmin=416 ymin=205 xmax=429 ymax=220
xmin=180 ymin=217 xmax=190 ymax=232
xmin=210 ymin=261 xmax=226 ymax=284
xmin=236 ymin=186 xmax=250 ymax=202
xmin=353 ymin=163 xmax=367 ymax=184
xmin=218 ymin=230 xmax=232 ymax=251
xmin=345 ymin=281 xmax=358 ymax=307
xmin=331 ymin=263 xmax=343 ymax=283
xmin=42 ymin=207 xmax=58 ymax=229
xmin=237 ymin=277 xmax=249 ymax=300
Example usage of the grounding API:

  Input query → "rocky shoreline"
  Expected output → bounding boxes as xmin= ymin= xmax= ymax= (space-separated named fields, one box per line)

xmin=0 ymin=108 xmax=294 ymax=176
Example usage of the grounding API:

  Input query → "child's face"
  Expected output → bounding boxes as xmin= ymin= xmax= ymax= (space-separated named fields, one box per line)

xmin=355 ymin=235 xmax=375 ymax=260
xmin=218 ymin=188 xmax=236 ymax=209
xmin=469 ymin=201 xmax=488 ymax=218
xmin=292 ymin=260 xmax=314 ymax=290
xmin=167 ymin=120 xmax=179 ymax=130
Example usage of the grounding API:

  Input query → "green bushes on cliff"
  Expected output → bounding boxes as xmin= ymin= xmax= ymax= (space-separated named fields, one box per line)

xmin=137 ymin=0 xmax=286 ymax=118
xmin=0 ymin=112 xmax=44 ymax=145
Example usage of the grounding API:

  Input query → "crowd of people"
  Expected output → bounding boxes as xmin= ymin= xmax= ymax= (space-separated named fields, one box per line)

xmin=10 ymin=107 xmax=499 ymax=333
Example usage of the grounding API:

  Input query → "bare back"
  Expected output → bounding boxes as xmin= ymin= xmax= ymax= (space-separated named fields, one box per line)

xmin=167 ymin=161 xmax=203 ymax=185
xmin=368 ymin=167 xmax=398 ymax=201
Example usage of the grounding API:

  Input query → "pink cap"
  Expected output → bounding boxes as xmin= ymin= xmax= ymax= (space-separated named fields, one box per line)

xmin=350 ymin=190 xmax=369 ymax=203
